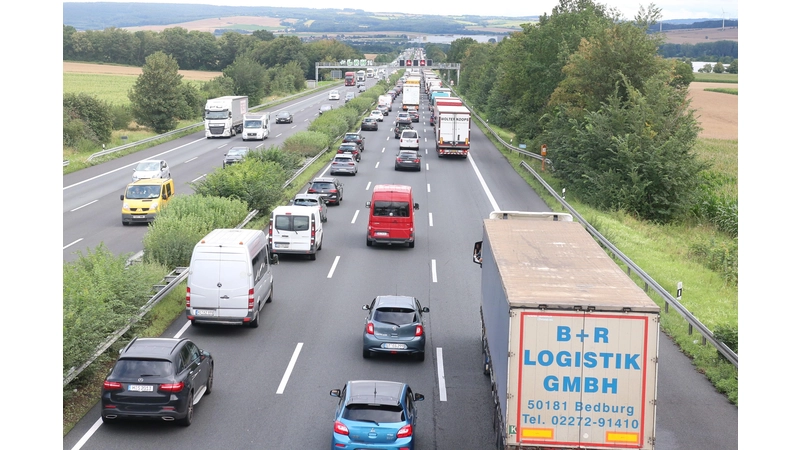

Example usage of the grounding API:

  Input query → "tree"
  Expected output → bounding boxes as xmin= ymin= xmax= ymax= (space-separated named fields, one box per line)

xmin=713 ymin=61 xmax=725 ymax=73
xmin=128 ymin=51 xmax=186 ymax=133
xmin=222 ymin=56 xmax=268 ymax=104
xmin=446 ymin=37 xmax=477 ymax=63
xmin=726 ymin=59 xmax=738 ymax=74
xmin=252 ymin=30 xmax=275 ymax=41
xmin=63 ymin=93 xmax=113 ymax=145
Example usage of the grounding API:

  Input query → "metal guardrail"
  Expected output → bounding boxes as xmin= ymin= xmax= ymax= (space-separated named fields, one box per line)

xmin=457 ymin=92 xmax=737 ymax=368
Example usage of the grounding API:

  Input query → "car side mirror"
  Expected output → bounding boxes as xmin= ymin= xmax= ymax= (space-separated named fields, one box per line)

xmin=330 ymin=389 xmax=342 ymax=398
xmin=162 ymin=193 xmax=167 ymax=200
xmin=422 ymin=307 xmax=430 ymax=313
xmin=414 ymin=393 xmax=425 ymax=402
xmin=120 ymin=195 xmax=124 ymax=201
xmin=362 ymin=305 xmax=370 ymax=310
xmin=413 ymin=203 xmax=420 ymax=210
xmin=365 ymin=201 xmax=371 ymax=208
xmin=473 ymin=241 xmax=483 ymax=267
xmin=270 ymin=254 xmax=279 ymax=265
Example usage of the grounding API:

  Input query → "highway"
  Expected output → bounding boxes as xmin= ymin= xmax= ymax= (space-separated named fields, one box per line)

xmin=63 ymin=77 xmax=737 ymax=450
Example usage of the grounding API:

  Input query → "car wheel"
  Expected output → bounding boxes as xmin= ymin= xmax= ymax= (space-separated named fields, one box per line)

xmin=363 ymin=349 xmax=371 ymax=359
xmin=250 ymin=310 xmax=259 ymax=328
xmin=205 ymin=365 xmax=214 ymax=395
xmin=395 ymin=165 xmax=399 ymax=170
xmin=178 ymin=396 xmax=194 ymax=426
xmin=409 ymin=241 xmax=415 ymax=248
xmin=309 ymin=252 xmax=316 ymax=261
xmin=122 ymin=221 xmax=129 ymax=226
xmin=366 ymin=237 xmax=373 ymax=247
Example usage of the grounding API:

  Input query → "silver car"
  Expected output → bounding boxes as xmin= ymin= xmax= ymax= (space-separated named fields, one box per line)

xmin=331 ymin=153 xmax=358 ymax=176
xmin=291 ymin=193 xmax=328 ymax=222
xmin=132 ymin=159 xmax=170 ymax=182
xmin=362 ymin=295 xmax=429 ymax=361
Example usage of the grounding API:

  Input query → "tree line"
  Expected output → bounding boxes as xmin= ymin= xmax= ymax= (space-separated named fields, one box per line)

xmin=446 ymin=0 xmax=735 ymax=234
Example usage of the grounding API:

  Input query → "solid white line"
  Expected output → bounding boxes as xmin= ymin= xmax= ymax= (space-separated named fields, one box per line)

xmin=70 ymin=200 xmax=98 ymax=212
xmin=64 ymin=137 xmax=207 ymax=190
xmin=437 ymin=347 xmax=447 ymax=401
xmin=184 ymin=157 xmax=198 ymax=163
xmin=327 ymin=256 xmax=341 ymax=278
xmin=431 ymin=259 xmax=437 ymax=283
xmin=63 ymin=238 xmax=83 ymax=250
xmin=468 ymin=153 xmax=500 ymax=212
xmin=191 ymin=175 xmax=206 ymax=183
xmin=351 ymin=210 xmax=360 ymax=224
xmin=429 ymin=212 xmax=433 ymax=227
xmin=174 ymin=319 xmax=191 ymax=338
xmin=69 ymin=418 xmax=103 ymax=450
xmin=277 ymin=343 xmax=304 ymax=394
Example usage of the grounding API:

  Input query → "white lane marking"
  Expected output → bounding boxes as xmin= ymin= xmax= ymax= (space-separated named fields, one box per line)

xmin=437 ymin=347 xmax=447 ymax=401
xmin=277 ymin=343 xmax=304 ymax=394
xmin=429 ymin=212 xmax=433 ymax=227
xmin=185 ymin=157 xmax=198 ymax=163
xmin=426 ymin=163 xmax=430 ymax=171
xmin=327 ymin=256 xmax=341 ymax=278
xmin=366 ymin=181 xmax=372 ymax=191
xmin=69 ymin=418 xmax=103 ymax=450
xmin=375 ymin=162 xmax=380 ymax=169
xmin=427 ymin=183 xmax=431 ymax=193
xmin=468 ymin=153 xmax=500 ymax=212
xmin=191 ymin=174 xmax=206 ymax=183
xmin=431 ymin=259 xmax=437 ymax=283
xmin=351 ymin=210 xmax=360 ymax=224
xmin=63 ymin=238 xmax=83 ymax=250
xmin=382 ymin=147 xmax=386 ymax=153
xmin=64 ymin=137 xmax=207 ymax=190
xmin=71 ymin=200 xmax=98 ymax=212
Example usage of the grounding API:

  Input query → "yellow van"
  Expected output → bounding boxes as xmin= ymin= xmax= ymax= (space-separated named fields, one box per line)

xmin=120 ymin=178 xmax=175 ymax=225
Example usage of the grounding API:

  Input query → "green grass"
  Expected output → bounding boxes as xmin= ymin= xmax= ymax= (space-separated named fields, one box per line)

xmin=705 ymin=88 xmax=737 ymax=95
xmin=64 ymin=73 xmax=139 ymax=105
xmin=693 ymin=72 xmax=738 ymax=83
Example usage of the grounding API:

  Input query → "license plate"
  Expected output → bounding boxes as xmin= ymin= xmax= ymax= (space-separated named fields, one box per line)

xmin=274 ymin=243 xmax=289 ymax=249
xmin=194 ymin=309 xmax=214 ymax=316
xmin=132 ymin=215 xmax=146 ymax=219
xmin=383 ymin=343 xmax=407 ymax=349
xmin=128 ymin=384 xmax=154 ymax=392
xmin=375 ymin=231 xmax=388 ymax=236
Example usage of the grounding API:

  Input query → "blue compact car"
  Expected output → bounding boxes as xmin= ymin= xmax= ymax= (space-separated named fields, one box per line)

xmin=330 ymin=380 xmax=424 ymax=450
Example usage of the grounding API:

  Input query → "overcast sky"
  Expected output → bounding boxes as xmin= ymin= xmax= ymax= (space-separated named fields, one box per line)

xmin=81 ymin=0 xmax=739 ymax=21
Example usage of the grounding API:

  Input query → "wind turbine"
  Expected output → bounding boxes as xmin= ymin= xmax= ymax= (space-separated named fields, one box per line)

xmin=721 ymin=8 xmax=726 ymax=30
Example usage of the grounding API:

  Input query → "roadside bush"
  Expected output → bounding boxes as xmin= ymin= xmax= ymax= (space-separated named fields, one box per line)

xmin=110 ymin=104 xmax=134 ymax=130
xmin=64 ymin=92 xmax=113 ymax=144
xmin=282 ymin=131 xmax=329 ymax=157
xmin=308 ymin=110 xmax=350 ymax=140
xmin=142 ymin=195 xmax=249 ymax=268
xmin=713 ymin=323 xmax=738 ymax=357
xmin=346 ymin=96 xmax=374 ymax=118
xmin=190 ymin=158 xmax=287 ymax=213
xmin=248 ymin=146 xmax=304 ymax=176
xmin=688 ymin=237 xmax=738 ymax=286
xmin=63 ymin=244 xmax=168 ymax=377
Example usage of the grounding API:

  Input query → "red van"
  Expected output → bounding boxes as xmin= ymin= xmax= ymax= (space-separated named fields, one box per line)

xmin=365 ymin=184 xmax=420 ymax=248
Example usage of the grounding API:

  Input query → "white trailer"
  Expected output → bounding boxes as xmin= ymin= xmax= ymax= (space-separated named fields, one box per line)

xmin=434 ymin=104 xmax=471 ymax=158
xmin=242 ymin=113 xmax=270 ymax=141
xmin=204 ymin=95 xmax=248 ymax=138
xmin=402 ymin=76 xmax=420 ymax=111
xmin=474 ymin=211 xmax=660 ymax=450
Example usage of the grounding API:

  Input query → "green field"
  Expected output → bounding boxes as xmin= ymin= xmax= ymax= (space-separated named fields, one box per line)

xmin=693 ymin=72 xmax=738 ymax=83
xmin=64 ymin=73 xmax=206 ymax=106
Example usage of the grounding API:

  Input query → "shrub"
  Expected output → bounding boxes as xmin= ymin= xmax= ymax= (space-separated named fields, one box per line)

xmin=190 ymin=158 xmax=287 ymax=213
xmin=64 ymin=92 xmax=113 ymax=143
xmin=248 ymin=146 xmax=304 ymax=176
xmin=308 ymin=111 xmax=350 ymax=140
xmin=142 ymin=195 xmax=249 ymax=268
xmin=110 ymin=104 xmax=134 ymax=130
xmin=283 ymin=130 xmax=330 ymax=157
xmin=713 ymin=324 xmax=738 ymax=357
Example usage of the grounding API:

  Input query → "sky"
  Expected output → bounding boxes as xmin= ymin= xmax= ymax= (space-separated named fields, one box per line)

xmin=74 ymin=0 xmax=740 ymax=21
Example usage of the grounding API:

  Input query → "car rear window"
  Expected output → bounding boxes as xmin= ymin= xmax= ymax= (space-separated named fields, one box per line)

xmin=374 ymin=307 xmax=417 ymax=325
xmin=373 ymin=201 xmax=410 ymax=217
xmin=294 ymin=198 xmax=317 ymax=206
xmin=275 ymin=215 xmax=310 ymax=231
xmin=401 ymin=131 xmax=417 ymax=139
xmin=334 ymin=157 xmax=352 ymax=163
xmin=343 ymin=404 xmax=405 ymax=423
xmin=311 ymin=182 xmax=335 ymax=191
xmin=111 ymin=359 xmax=172 ymax=378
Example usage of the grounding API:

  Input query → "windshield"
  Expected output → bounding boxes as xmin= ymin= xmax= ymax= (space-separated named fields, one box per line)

xmin=244 ymin=120 xmax=262 ymax=128
xmin=126 ymin=185 xmax=161 ymax=200
xmin=205 ymin=110 xmax=229 ymax=120
xmin=227 ymin=149 xmax=248 ymax=157
xmin=135 ymin=162 xmax=160 ymax=172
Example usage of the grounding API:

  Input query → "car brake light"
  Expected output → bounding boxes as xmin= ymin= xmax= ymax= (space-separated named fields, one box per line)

xmin=397 ymin=424 xmax=413 ymax=438
xmin=248 ymin=288 xmax=255 ymax=311
xmin=103 ymin=380 xmax=123 ymax=391
xmin=185 ymin=287 xmax=191 ymax=308
xmin=159 ymin=382 xmax=185 ymax=393
xmin=367 ymin=322 xmax=374 ymax=335
xmin=334 ymin=420 xmax=349 ymax=435
xmin=415 ymin=325 xmax=423 ymax=336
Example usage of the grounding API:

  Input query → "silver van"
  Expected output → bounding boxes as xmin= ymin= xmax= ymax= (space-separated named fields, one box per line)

xmin=268 ymin=205 xmax=324 ymax=260
xmin=186 ymin=229 xmax=274 ymax=328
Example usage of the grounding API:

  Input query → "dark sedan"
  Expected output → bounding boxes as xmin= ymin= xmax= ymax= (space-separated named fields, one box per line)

xmin=395 ymin=150 xmax=421 ymax=171
xmin=275 ymin=110 xmax=293 ymax=123
xmin=101 ymin=337 xmax=214 ymax=426
xmin=361 ymin=117 xmax=379 ymax=131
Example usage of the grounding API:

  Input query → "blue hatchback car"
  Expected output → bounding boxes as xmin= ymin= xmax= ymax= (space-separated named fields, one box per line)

xmin=330 ymin=380 xmax=424 ymax=450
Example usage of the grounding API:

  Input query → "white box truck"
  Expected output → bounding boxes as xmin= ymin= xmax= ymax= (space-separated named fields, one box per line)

xmin=434 ymin=104 xmax=471 ymax=158
xmin=402 ymin=76 xmax=420 ymax=111
xmin=242 ymin=113 xmax=270 ymax=141
xmin=473 ymin=211 xmax=659 ymax=450
xmin=204 ymin=95 xmax=248 ymax=138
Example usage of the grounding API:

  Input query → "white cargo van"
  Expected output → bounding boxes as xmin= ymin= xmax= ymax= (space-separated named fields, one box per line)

xmin=242 ymin=113 xmax=270 ymax=141
xmin=185 ymin=229 xmax=274 ymax=328
xmin=268 ymin=205 xmax=324 ymax=260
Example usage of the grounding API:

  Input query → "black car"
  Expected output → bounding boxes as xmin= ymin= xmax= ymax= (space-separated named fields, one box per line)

xmin=395 ymin=150 xmax=421 ymax=171
xmin=101 ymin=337 xmax=214 ymax=426
xmin=223 ymin=147 xmax=250 ymax=167
xmin=394 ymin=122 xmax=414 ymax=139
xmin=342 ymin=131 xmax=365 ymax=151
xmin=307 ymin=176 xmax=344 ymax=205
xmin=407 ymin=108 xmax=420 ymax=122
xmin=275 ymin=110 xmax=293 ymax=123
xmin=361 ymin=117 xmax=379 ymax=131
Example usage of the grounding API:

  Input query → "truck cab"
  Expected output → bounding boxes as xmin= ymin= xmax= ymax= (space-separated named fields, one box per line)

xmin=242 ymin=113 xmax=270 ymax=141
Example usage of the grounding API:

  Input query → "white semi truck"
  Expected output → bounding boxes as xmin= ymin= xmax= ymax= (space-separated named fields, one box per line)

xmin=473 ymin=211 xmax=660 ymax=450
xmin=204 ymin=95 xmax=248 ymax=138
xmin=434 ymin=104 xmax=471 ymax=158
xmin=242 ymin=113 xmax=270 ymax=141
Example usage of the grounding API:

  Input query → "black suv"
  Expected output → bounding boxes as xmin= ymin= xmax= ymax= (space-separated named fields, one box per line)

xmin=342 ymin=131 xmax=366 ymax=151
xmin=307 ymin=177 xmax=345 ymax=205
xmin=101 ymin=338 xmax=214 ymax=426
xmin=394 ymin=122 xmax=414 ymax=139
